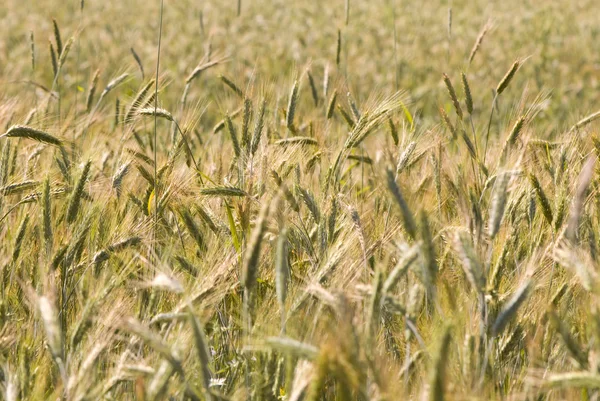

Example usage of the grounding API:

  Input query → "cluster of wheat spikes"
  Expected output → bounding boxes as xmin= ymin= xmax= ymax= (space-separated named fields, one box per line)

xmin=1 ymin=0 xmax=600 ymax=400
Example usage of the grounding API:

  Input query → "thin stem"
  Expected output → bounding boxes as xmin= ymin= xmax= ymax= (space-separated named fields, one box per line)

xmin=391 ymin=0 xmax=399 ymax=91
xmin=74 ymin=2 xmax=84 ymax=149
xmin=345 ymin=0 xmax=350 ymax=26
xmin=153 ymin=0 xmax=164 ymax=267
xmin=403 ymin=340 xmax=410 ymax=387
xmin=469 ymin=115 xmax=478 ymax=158
xmin=173 ymin=120 xmax=205 ymax=185
xmin=483 ymin=93 xmax=498 ymax=165
xmin=468 ymin=114 xmax=483 ymax=192
xmin=547 ymin=230 xmax=556 ymax=300
xmin=446 ymin=5 xmax=451 ymax=64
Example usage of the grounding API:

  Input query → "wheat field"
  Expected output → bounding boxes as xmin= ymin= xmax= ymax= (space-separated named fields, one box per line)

xmin=1 ymin=0 xmax=600 ymax=400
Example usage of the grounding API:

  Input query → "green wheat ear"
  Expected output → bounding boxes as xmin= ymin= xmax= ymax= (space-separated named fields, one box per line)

xmin=66 ymin=160 xmax=91 ymax=224
xmin=2 ymin=125 xmax=63 ymax=147
xmin=429 ymin=325 xmax=452 ymax=401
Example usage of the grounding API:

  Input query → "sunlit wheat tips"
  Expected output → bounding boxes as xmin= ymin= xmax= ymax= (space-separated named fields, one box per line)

xmin=3 ymin=2 xmax=600 ymax=400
